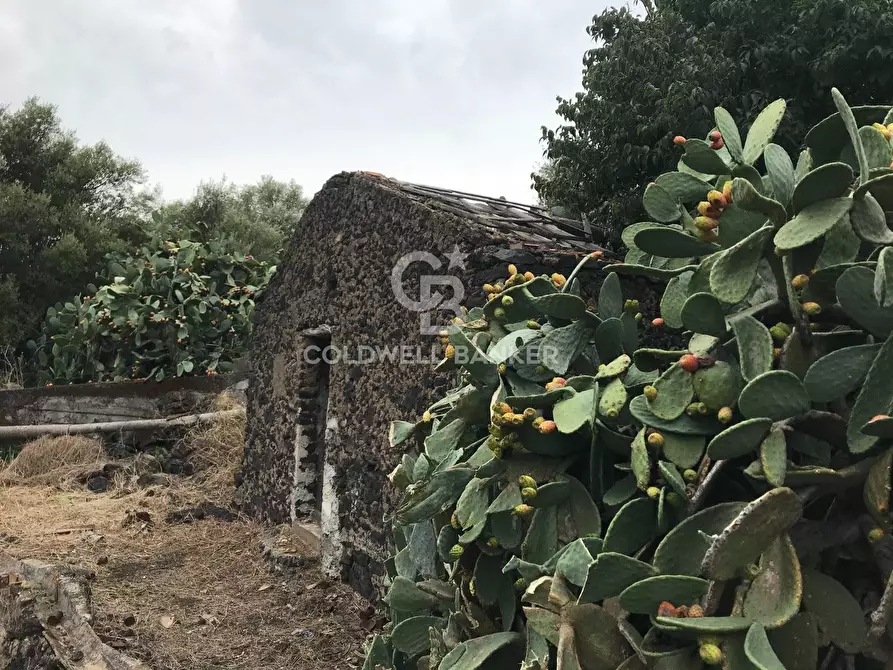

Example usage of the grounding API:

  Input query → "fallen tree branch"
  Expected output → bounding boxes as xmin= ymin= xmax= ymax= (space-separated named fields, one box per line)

xmin=0 ymin=408 xmax=244 ymax=440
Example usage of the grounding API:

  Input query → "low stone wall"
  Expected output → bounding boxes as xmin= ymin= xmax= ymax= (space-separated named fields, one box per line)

xmin=0 ymin=374 xmax=241 ymax=429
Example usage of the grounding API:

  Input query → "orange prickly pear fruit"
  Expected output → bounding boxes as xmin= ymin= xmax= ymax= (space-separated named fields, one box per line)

xmin=545 ymin=377 xmax=567 ymax=391
xmin=722 ymin=181 xmax=733 ymax=202
xmin=590 ymin=250 xmax=604 ymax=259
xmin=679 ymin=354 xmax=699 ymax=373
xmin=651 ymin=317 xmax=664 ymax=327
xmin=647 ymin=432 xmax=665 ymax=448
xmin=695 ymin=216 xmax=719 ymax=231
xmin=507 ymin=264 xmax=518 ymax=276
xmin=538 ymin=420 xmax=557 ymax=434
xmin=791 ymin=274 xmax=809 ymax=290
xmin=707 ymin=190 xmax=727 ymax=208
xmin=657 ymin=601 xmax=677 ymax=618
xmin=673 ymin=135 xmax=687 ymax=145
xmin=523 ymin=271 xmax=535 ymax=281
xmin=802 ymin=302 xmax=821 ymax=315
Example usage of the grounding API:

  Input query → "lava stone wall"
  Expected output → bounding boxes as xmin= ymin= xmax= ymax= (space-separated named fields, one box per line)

xmin=240 ymin=172 xmax=667 ymax=598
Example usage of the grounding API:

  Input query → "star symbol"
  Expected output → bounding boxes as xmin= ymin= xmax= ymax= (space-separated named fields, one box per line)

xmin=444 ymin=245 xmax=467 ymax=271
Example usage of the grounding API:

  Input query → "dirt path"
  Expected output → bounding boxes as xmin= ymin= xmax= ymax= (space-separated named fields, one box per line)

xmin=0 ymin=483 xmax=373 ymax=669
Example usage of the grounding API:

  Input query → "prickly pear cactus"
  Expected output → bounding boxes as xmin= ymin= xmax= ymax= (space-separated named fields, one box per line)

xmin=367 ymin=90 xmax=893 ymax=670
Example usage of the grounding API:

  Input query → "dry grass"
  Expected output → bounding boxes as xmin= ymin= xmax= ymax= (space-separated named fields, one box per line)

xmin=0 ymin=435 xmax=105 ymax=486
xmin=0 ymin=393 xmax=373 ymax=669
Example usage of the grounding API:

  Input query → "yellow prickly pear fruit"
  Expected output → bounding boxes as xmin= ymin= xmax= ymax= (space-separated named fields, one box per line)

xmin=521 ymin=487 xmax=537 ymax=501
xmin=635 ymin=312 xmax=643 ymax=322
xmin=545 ymin=377 xmax=567 ymax=392
xmin=445 ymin=344 xmax=456 ymax=359
xmin=551 ymin=272 xmax=567 ymax=287
xmin=538 ymin=420 xmax=557 ymax=434
xmin=646 ymin=486 xmax=661 ymax=499
xmin=422 ymin=410 xmax=433 ymax=423
xmin=644 ymin=385 xmax=658 ymax=400
xmin=507 ymin=263 xmax=518 ymax=276
xmin=501 ymin=295 xmax=514 ymax=307
xmin=686 ymin=403 xmax=700 ymax=416
xmin=483 ymin=283 xmax=495 ymax=293
xmin=697 ymin=403 xmax=710 ymax=416
xmin=523 ymin=408 xmax=537 ymax=421
xmin=469 ymin=579 xmax=476 ymax=595
xmin=802 ymin=301 xmax=821 ymax=315
xmin=699 ymin=644 xmax=723 ymax=666
xmin=717 ymin=407 xmax=733 ymax=424
xmin=498 ymin=363 xmax=507 ymax=375
xmin=519 ymin=475 xmax=537 ymax=489
xmin=722 ymin=181 xmax=733 ymax=204
xmin=791 ymin=274 xmax=809 ymax=290
xmin=869 ymin=527 xmax=885 ymax=542
xmin=494 ymin=307 xmax=506 ymax=320
xmin=439 ymin=329 xmax=449 ymax=338
xmin=707 ymin=189 xmax=726 ymax=208
xmin=513 ymin=503 xmax=534 ymax=518
xmin=451 ymin=513 xmax=461 ymax=529
xmin=683 ymin=469 xmax=698 ymax=483
xmin=532 ymin=417 xmax=544 ymax=430
xmin=449 ymin=544 xmax=464 ymax=560
xmin=509 ymin=413 xmax=525 ymax=426
xmin=492 ymin=402 xmax=510 ymax=415
xmin=527 ymin=320 xmax=541 ymax=329
xmin=523 ymin=271 xmax=535 ymax=281
xmin=487 ymin=537 xmax=500 ymax=548
xmin=695 ymin=216 xmax=719 ymax=231
xmin=514 ymin=577 xmax=527 ymax=591
xmin=647 ymin=432 xmax=665 ymax=448
xmin=697 ymin=201 xmax=713 ymax=216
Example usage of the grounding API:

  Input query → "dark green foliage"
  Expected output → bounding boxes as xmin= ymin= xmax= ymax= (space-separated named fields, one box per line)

xmin=533 ymin=0 xmax=893 ymax=244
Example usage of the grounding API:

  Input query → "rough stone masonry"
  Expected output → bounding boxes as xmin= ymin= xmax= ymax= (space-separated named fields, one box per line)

xmin=238 ymin=172 xmax=670 ymax=598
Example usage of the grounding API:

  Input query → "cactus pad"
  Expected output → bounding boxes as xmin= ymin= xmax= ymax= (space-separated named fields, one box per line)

xmin=693 ymin=361 xmax=744 ymax=412
xmin=653 ymin=501 xmax=747 ymax=575
xmin=715 ymin=106 xmax=744 ymax=162
xmin=578 ymin=552 xmax=657 ymax=604
xmin=603 ymin=474 xmax=638 ymax=507
xmin=804 ymin=104 xmax=890 ymax=165
xmin=634 ymin=227 xmax=719 ymax=258
xmin=731 ymin=178 xmax=788 ymax=225
xmin=618 ymin=575 xmax=709 ymax=615
xmin=732 ymin=316 xmax=774 ymax=382
xmin=709 ymin=225 xmax=774 ymax=304
xmin=438 ymin=632 xmax=523 ymax=670
xmin=773 ymin=197 xmax=853 ymax=251
xmin=595 ymin=317 xmax=625 ymax=362
xmin=851 ymin=192 xmax=893 ymax=245
xmin=661 ymin=432 xmax=705 ymax=469
xmin=744 ymin=623 xmax=786 ymax=670
xmin=565 ymin=603 xmax=634 ymax=670
xmin=553 ymin=388 xmax=597 ymax=434
xmin=681 ymin=293 xmax=727 ymax=337
xmin=875 ymin=246 xmax=893 ymax=307
xmin=766 ymin=614 xmax=818 ymax=670
xmin=848 ymin=335 xmax=893 ymax=453
xmin=596 ymin=354 xmax=632 ymax=381
xmin=764 ymin=143 xmax=795 ymax=206
xmin=836 ymin=265 xmax=893 ymax=338
xmin=643 ymin=182 xmax=684 ymax=222
xmin=707 ymin=418 xmax=773 ymax=460
xmin=791 ymin=162 xmax=854 ymax=213
xmin=738 ymin=371 xmax=810 ymax=421
xmin=701 ymin=487 xmax=803 ymax=580
xmin=659 ymin=271 xmax=694 ymax=329
xmin=742 ymin=99 xmax=787 ymax=165
xmin=602 ymin=497 xmax=657 ymax=555
xmin=801 ymin=569 xmax=867 ymax=653
xmin=832 ymin=88 xmax=870 ymax=183
xmin=656 ymin=170 xmax=714 ymax=203
xmin=863 ymin=447 xmax=893 ymax=530
xmin=631 ymin=429 xmax=652 ymax=490
xmin=657 ymin=616 xmax=753 ymax=634
xmin=759 ymin=427 xmax=788 ymax=487
xmin=540 ymin=319 xmax=595 ymax=374
xmin=802 ymin=343 xmax=881 ymax=402
xmin=682 ymin=139 xmax=731 ymax=174
xmin=741 ymin=535 xmax=802 ymax=628
xmin=630 ymin=395 xmax=723 ymax=436
xmin=523 ymin=506 xmax=558 ymax=564
xmin=648 ymin=363 xmax=696 ymax=420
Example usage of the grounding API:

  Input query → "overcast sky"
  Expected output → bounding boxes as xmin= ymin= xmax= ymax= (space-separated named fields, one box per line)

xmin=0 ymin=1 xmax=614 ymax=204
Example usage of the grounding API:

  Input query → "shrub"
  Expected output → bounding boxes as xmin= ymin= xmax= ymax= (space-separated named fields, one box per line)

xmin=369 ymin=90 xmax=893 ymax=668
xmin=31 ymin=236 xmax=275 ymax=384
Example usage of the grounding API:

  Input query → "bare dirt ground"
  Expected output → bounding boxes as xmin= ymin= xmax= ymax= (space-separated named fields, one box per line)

xmin=0 ymin=406 xmax=374 ymax=669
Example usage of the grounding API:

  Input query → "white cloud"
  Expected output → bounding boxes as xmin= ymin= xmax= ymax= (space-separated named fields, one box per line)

xmin=0 ymin=0 xmax=607 ymax=204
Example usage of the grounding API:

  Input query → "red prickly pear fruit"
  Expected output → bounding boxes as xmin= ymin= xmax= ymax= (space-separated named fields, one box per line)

xmin=802 ymin=302 xmax=821 ymax=315
xmin=709 ymin=130 xmax=723 ymax=142
xmin=538 ymin=420 xmax=557 ymax=434
xmin=679 ymin=354 xmax=699 ymax=373
xmin=657 ymin=601 xmax=677 ymax=618
xmin=711 ymin=139 xmax=725 ymax=150
xmin=871 ymin=414 xmax=890 ymax=422
xmin=651 ymin=317 xmax=664 ymax=327
xmin=673 ymin=135 xmax=687 ymax=145
xmin=717 ymin=407 xmax=733 ymax=424
xmin=644 ymin=385 xmax=658 ymax=400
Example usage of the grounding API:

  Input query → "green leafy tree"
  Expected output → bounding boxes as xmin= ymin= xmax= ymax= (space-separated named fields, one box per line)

xmin=534 ymin=0 xmax=893 ymax=244
xmin=0 ymin=98 xmax=150 ymax=346
xmin=32 ymin=235 xmax=274 ymax=384
xmin=154 ymin=176 xmax=308 ymax=262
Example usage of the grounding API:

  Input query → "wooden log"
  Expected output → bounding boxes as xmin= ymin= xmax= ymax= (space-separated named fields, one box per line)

xmin=0 ymin=408 xmax=244 ymax=440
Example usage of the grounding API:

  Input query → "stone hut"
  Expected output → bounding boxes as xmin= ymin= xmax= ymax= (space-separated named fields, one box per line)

xmin=238 ymin=172 xmax=664 ymax=598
